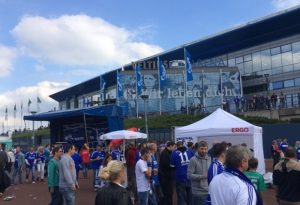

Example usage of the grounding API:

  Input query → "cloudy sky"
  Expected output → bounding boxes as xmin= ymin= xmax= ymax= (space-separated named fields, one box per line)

xmin=0 ymin=0 xmax=300 ymax=131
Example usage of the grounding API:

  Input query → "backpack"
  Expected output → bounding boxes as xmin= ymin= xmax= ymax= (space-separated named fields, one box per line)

xmin=81 ymin=150 xmax=90 ymax=164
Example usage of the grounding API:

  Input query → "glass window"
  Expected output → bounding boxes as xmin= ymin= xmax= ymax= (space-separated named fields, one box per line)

xmin=292 ymin=41 xmax=300 ymax=64
xmin=261 ymin=49 xmax=271 ymax=70
xmin=272 ymin=66 xmax=282 ymax=75
xmin=228 ymin=58 xmax=235 ymax=67
xmin=294 ymin=63 xmax=300 ymax=71
xmin=252 ymin=52 xmax=261 ymax=72
xmin=236 ymin=63 xmax=244 ymax=75
xmin=271 ymin=47 xmax=281 ymax=55
xmin=271 ymin=54 xmax=282 ymax=68
xmin=284 ymin=79 xmax=295 ymax=88
xmin=244 ymin=61 xmax=253 ymax=74
xmin=272 ymin=81 xmax=283 ymax=90
xmin=281 ymin=51 xmax=293 ymax=66
xmin=281 ymin=44 xmax=292 ymax=53
xmin=282 ymin=65 xmax=293 ymax=73
xmin=295 ymin=78 xmax=300 ymax=86
xmin=236 ymin=56 xmax=243 ymax=64
xmin=244 ymin=54 xmax=252 ymax=62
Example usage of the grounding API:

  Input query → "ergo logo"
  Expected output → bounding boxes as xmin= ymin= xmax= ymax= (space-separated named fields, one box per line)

xmin=231 ymin=128 xmax=249 ymax=133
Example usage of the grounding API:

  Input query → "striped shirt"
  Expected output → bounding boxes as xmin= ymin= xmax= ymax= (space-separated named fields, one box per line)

xmin=209 ymin=171 xmax=257 ymax=205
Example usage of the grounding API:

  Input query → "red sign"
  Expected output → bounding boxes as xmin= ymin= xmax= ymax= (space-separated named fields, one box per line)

xmin=231 ymin=128 xmax=249 ymax=133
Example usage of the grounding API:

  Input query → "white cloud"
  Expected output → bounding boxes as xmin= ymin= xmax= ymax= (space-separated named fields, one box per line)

xmin=0 ymin=81 xmax=70 ymax=131
xmin=11 ymin=15 xmax=163 ymax=71
xmin=272 ymin=0 xmax=300 ymax=11
xmin=0 ymin=44 xmax=17 ymax=77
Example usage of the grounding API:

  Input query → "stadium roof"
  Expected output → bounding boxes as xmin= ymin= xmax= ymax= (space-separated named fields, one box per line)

xmin=51 ymin=6 xmax=300 ymax=102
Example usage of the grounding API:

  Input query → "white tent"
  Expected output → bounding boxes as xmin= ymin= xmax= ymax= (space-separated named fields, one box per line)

xmin=99 ymin=130 xmax=147 ymax=140
xmin=175 ymin=108 xmax=265 ymax=174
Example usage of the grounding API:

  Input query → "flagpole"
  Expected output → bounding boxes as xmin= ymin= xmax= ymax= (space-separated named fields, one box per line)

xmin=134 ymin=63 xmax=139 ymax=118
xmin=220 ymin=69 xmax=223 ymax=110
xmin=157 ymin=57 xmax=162 ymax=116
xmin=202 ymin=70 xmax=206 ymax=112
xmin=184 ymin=48 xmax=188 ymax=115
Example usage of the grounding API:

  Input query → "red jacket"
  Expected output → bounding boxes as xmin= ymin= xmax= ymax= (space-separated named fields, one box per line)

xmin=126 ymin=147 xmax=137 ymax=167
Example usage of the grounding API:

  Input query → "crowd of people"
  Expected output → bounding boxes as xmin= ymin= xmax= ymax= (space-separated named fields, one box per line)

xmin=0 ymin=138 xmax=300 ymax=205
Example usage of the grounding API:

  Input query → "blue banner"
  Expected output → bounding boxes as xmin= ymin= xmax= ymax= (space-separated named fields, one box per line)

xmin=100 ymin=76 xmax=106 ymax=91
xmin=136 ymin=64 xmax=142 ymax=95
xmin=185 ymin=48 xmax=193 ymax=81
xmin=117 ymin=70 xmax=123 ymax=97
xmin=159 ymin=59 xmax=166 ymax=87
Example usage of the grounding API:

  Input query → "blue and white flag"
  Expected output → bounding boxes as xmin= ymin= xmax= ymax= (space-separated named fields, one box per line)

xmin=185 ymin=48 xmax=193 ymax=81
xmin=100 ymin=76 xmax=106 ymax=92
xmin=117 ymin=70 xmax=123 ymax=97
xmin=159 ymin=60 xmax=166 ymax=87
xmin=135 ymin=64 xmax=142 ymax=95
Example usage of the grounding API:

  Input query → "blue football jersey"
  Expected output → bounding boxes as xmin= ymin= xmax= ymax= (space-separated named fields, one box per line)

xmin=170 ymin=148 xmax=193 ymax=183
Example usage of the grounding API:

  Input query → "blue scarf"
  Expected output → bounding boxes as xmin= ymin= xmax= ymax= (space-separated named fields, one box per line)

xmin=225 ymin=167 xmax=263 ymax=205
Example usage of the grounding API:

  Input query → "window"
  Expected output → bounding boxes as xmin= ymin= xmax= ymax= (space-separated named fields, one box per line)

xmin=292 ymin=41 xmax=300 ymax=64
xmin=281 ymin=52 xmax=293 ymax=66
xmin=281 ymin=44 xmax=292 ymax=53
xmin=294 ymin=63 xmax=300 ymax=71
xmin=282 ymin=65 xmax=293 ymax=73
xmin=236 ymin=56 xmax=243 ymax=64
xmin=261 ymin=49 xmax=271 ymax=70
xmin=228 ymin=58 xmax=235 ymax=67
xmin=271 ymin=54 xmax=282 ymax=68
xmin=244 ymin=54 xmax=252 ymax=62
xmin=252 ymin=52 xmax=261 ymax=72
xmin=272 ymin=66 xmax=282 ymax=74
xmin=272 ymin=81 xmax=284 ymax=90
xmin=284 ymin=79 xmax=294 ymax=88
xmin=271 ymin=47 xmax=281 ymax=55
xmin=244 ymin=61 xmax=253 ymax=74
xmin=295 ymin=78 xmax=300 ymax=86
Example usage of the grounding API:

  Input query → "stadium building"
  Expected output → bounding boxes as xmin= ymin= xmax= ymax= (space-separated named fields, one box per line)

xmin=50 ymin=6 xmax=300 ymax=118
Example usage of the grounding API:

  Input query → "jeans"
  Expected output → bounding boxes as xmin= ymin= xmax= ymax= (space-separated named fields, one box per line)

xmin=37 ymin=162 xmax=45 ymax=179
xmin=49 ymin=186 xmax=63 ymax=205
xmin=60 ymin=187 xmax=75 ymax=205
xmin=176 ymin=181 xmax=193 ymax=205
xmin=12 ymin=167 xmax=22 ymax=184
xmin=148 ymin=189 xmax=158 ymax=205
xmin=26 ymin=165 xmax=35 ymax=181
xmin=138 ymin=191 xmax=149 ymax=205
xmin=160 ymin=177 xmax=173 ymax=205
xmin=93 ymin=169 xmax=101 ymax=187
xmin=82 ymin=163 xmax=88 ymax=178
xmin=192 ymin=194 xmax=207 ymax=205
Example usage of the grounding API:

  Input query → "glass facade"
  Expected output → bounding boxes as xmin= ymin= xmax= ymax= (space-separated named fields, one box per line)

xmin=105 ymin=68 xmax=243 ymax=117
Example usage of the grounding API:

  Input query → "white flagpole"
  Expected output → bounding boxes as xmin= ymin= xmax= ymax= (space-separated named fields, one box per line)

xmin=202 ymin=70 xmax=205 ymax=112
xmin=220 ymin=69 xmax=223 ymax=109
xmin=157 ymin=57 xmax=162 ymax=115
xmin=134 ymin=63 xmax=139 ymax=118
xmin=184 ymin=48 xmax=188 ymax=115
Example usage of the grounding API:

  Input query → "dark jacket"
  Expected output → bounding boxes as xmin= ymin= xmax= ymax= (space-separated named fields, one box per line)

xmin=273 ymin=158 xmax=300 ymax=202
xmin=95 ymin=182 xmax=132 ymax=205
xmin=159 ymin=148 xmax=174 ymax=180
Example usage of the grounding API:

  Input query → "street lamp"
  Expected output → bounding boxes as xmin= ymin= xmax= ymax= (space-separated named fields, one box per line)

xmin=140 ymin=94 xmax=149 ymax=138
xmin=30 ymin=111 xmax=37 ymax=146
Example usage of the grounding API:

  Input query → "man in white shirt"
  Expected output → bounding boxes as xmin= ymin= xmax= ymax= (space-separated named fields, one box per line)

xmin=135 ymin=147 xmax=152 ymax=205
xmin=209 ymin=145 xmax=262 ymax=205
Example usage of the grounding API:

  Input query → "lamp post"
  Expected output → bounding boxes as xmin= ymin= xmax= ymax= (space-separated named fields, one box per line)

xmin=30 ymin=111 xmax=37 ymax=146
xmin=140 ymin=94 xmax=149 ymax=138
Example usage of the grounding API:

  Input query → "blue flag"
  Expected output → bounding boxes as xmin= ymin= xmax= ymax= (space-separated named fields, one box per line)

xmin=185 ymin=48 xmax=193 ymax=81
xmin=159 ymin=60 xmax=166 ymax=87
xmin=136 ymin=64 xmax=142 ymax=95
xmin=100 ymin=76 xmax=106 ymax=91
xmin=117 ymin=70 xmax=123 ymax=97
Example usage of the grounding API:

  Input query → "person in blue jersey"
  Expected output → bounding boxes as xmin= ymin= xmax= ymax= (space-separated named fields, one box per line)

xmin=91 ymin=145 xmax=106 ymax=190
xmin=12 ymin=146 xmax=25 ymax=185
xmin=36 ymin=146 xmax=46 ymax=182
xmin=187 ymin=142 xmax=195 ymax=155
xmin=111 ymin=145 xmax=122 ymax=161
xmin=25 ymin=147 xmax=37 ymax=183
xmin=280 ymin=138 xmax=289 ymax=153
xmin=187 ymin=141 xmax=211 ymax=205
xmin=170 ymin=140 xmax=194 ymax=205
xmin=148 ymin=143 xmax=160 ymax=205
xmin=71 ymin=147 xmax=82 ymax=180
xmin=206 ymin=143 xmax=226 ymax=205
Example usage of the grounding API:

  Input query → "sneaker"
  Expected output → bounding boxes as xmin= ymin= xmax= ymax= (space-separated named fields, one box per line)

xmin=32 ymin=181 xmax=35 ymax=184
